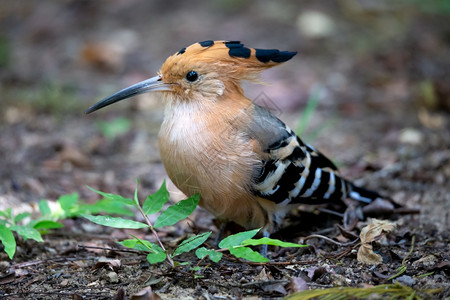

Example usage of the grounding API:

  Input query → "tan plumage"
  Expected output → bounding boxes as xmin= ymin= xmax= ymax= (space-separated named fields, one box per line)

xmin=86 ymin=40 xmax=387 ymax=237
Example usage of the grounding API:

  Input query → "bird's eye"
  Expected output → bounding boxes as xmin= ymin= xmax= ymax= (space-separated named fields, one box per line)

xmin=185 ymin=70 xmax=198 ymax=82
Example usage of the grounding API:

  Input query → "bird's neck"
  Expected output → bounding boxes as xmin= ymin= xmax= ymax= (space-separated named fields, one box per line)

xmin=162 ymin=86 xmax=251 ymax=119
xmin=159 ymin=90 xmax=254 ymax=145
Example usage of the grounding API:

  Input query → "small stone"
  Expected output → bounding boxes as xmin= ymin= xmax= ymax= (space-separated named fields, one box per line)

xmin=208 ymin=285 xmax=218 ymax=294
xmin=0 ymin=261 xmax=11 ymax=272
xmin=394 ymin=275 xmax=415 ymax=286
xmin=239 ymin=278 xmax=249 ymax=284
xmin=107 ymin=271 xmax=119 ymax=283
xmin=60 ymin=279 xmax=69 ymax=286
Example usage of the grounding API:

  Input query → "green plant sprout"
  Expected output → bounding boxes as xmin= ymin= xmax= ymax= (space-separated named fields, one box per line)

xmin=0 ymin=193 xmax=132 ymax=259
xmin=388 ymin=235 xmax=415 ymax=280
xmin=0 ymin=206 xmax=62 ymax=259
xmin=82 ymin=180 xmax=307 ymax=268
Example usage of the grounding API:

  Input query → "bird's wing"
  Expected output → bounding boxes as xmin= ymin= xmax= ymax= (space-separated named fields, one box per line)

xmin=248 ymin=105 xmax=349 ymax=205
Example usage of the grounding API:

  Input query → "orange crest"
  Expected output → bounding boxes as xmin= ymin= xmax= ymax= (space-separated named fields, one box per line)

xmin=160 ymin=40 xmax=297 ymax=82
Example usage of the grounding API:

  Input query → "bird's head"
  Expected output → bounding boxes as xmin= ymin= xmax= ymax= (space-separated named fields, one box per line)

xmin=85 ymin=40 xmax=296 ymax=113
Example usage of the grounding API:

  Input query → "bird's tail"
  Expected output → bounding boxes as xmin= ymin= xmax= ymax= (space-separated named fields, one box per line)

xmin=346 ymin=182 xmax=384 ymax=204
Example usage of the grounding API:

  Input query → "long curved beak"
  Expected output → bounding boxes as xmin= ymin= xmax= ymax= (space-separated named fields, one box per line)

xmin=85 ymin=75 xmax=170 ymax=114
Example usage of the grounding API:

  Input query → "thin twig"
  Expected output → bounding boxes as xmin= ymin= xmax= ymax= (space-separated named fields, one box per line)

xmin=302 ymin=234 xmax=360 ymax=247
xmin=135 ymin=203 xmax=175 ymax=268
xmin=318 ymin=208 xmax=345 ymax=218
xmin=12 ymin=256 xmax=97 ymax=268
xmin=77 ymin=244 xmax=142 ymax=254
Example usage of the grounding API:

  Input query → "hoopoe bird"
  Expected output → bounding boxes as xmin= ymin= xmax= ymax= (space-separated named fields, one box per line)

xmin=86 ymin=40 xmax=388 ymax=239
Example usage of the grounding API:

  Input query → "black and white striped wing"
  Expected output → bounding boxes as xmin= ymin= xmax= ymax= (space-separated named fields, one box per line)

xmin=248 ymin=105 xmax=381 ymax=206
xmin=252 ymin=126 xmax=351 ymax=205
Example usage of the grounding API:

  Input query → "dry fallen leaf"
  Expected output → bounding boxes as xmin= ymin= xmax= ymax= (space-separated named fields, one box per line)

xmin=94 ymin=257 xmax=121 ymax=271
xmin=287 ymin=277 xmax=308 ymax=293
xmin=357 ymin=218 xmax=396 ymax=265
xmin=262 ymin=282 xmax=287 ymax=295
xmin=255 ymin=268 xmax=270 ymax=281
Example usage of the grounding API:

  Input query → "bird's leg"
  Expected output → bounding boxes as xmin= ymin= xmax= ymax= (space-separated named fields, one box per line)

xmin=260 ymin=230 xmax=270 ymax=257
xmin=214 ymin=222 xmax=227 ymax=248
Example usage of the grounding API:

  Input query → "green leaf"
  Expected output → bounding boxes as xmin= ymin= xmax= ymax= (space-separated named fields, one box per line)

xmin=79 ymin=199 xmax=133 ymax=216
xmin=14 ymin=212 xmax=31 ymax=223
xmin=229 ymin=246 xmax=269 ymax=263
xmin=10 ymin=225 xmax=43 ymax=242
xmin=121 ymin=236 xmax=167 ymax=264
xmin=0 ymin=224 xmax=16 ymax=259
xmin=136 ymin=236 xmax=167 ymax=264
xmin=86 ymin=186 xmax=135 ymax=206
xmin=195 ymin=247 xmax=223 ymax=263
xmin=0 ymin=208 xmax=12 ymax=219
xmin=154 ymin=194 xmax=200 ymax=228
xmin=143 ymin=180 xmax=169 ymax=215
xmin=218 ymin=228 xmax=260 ymax=249
xmin=58 ymin=193 xmax=79 ymax=213
xmin=38 ymin=199 xmax=51 ymax=216
xmin=118 ymin=238 xmax=141 ymax=249
xmin=33 ymin=220 xmax=64 ymax=230
xmin=241 ymin=238 xmax=307 ymax=248
xmin=117 ymin=238 xmax=160 ymax=253
xmin=118 ymin=239 xmax=150 ymax=252
xmin=172 ymin=232 xmax=211 ymax=257
xmin=147 ymin=252 xmax=166 ymax=264
xmin=190 ymin=266 xmax=202 ymax=272
xmin=81 ymin=214 xmax=148 ymax=229
xmin=134 ymin=235 xmax=165 ymax=254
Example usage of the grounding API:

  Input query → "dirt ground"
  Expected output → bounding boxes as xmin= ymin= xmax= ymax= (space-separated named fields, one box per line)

xmin=0 ymin=1 xmax=449 ymax=299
